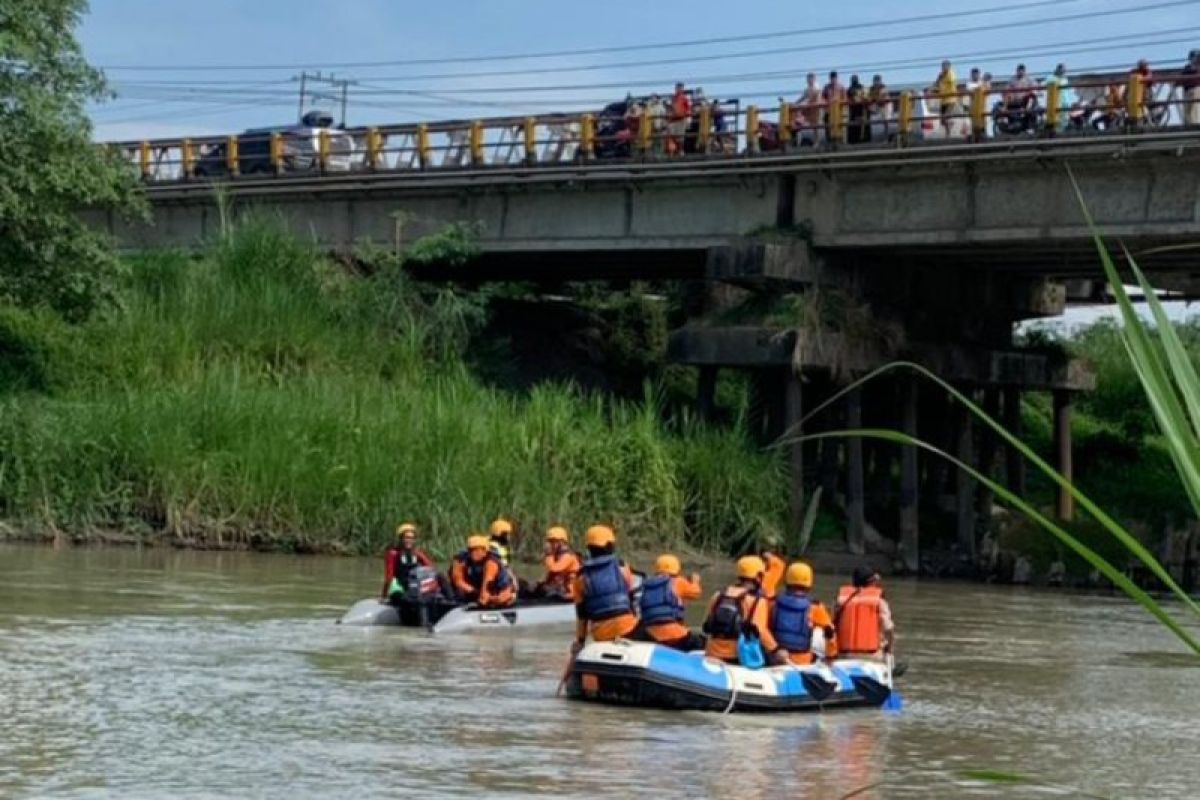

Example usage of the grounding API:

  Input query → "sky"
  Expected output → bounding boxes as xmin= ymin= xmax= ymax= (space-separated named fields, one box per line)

xmin=80 ymin=0 xmax=1200 ymax=142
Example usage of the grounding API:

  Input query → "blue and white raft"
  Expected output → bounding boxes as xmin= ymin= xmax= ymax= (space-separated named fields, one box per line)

xmin=566 ymin=640 xmax=893 ymax=713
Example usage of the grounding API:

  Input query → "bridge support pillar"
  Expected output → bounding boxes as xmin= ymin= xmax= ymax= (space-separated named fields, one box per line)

xmin=976 ymin=388 xmax=1002 ymax=527
xmin=846 ymin=387 xmax=866 ymax=555
xmin=955 ymin=392 xmax=977 ymax=561
xmin=899 ymin=377 xmax=920 ymax=574
xmin=696 ymin=366 xmax=718 ymax=421
xmin=1054 ymin=389 xmax=1075 ymax=522
xmin=786 ymin=371 xmax=805 ymax=537
xmin=1003 ymin=387 xmax=1026 ymax=496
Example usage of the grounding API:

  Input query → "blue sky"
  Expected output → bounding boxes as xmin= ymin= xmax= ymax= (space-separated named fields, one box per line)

xmin=81 ymin=0 xmax=1200 ymax=141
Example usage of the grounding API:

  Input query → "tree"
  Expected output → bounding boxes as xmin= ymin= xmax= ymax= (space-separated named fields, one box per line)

xmin=0 ymin=0 xmax=143 ymax=319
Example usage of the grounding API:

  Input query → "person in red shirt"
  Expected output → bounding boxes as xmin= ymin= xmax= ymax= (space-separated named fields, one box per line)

xmin=380 ymin=522 xmax=434 ymax=601
xmin=667 ymin=82 xmax=692 ymax=156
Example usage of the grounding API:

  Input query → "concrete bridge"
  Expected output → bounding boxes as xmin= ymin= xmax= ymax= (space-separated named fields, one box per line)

xmin=91 ymin=128 xmax=1200 ymax=571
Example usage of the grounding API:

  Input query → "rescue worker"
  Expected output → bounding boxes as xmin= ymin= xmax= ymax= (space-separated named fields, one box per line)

xmin=569 ymin=524 xmax=638 ymax=655
xmin=380 ymin=522 xmax=434 ymax=601
xmin=534 ymin=525 xmax=581 ymax=600
xmin=834 ymin=565 xmax=895 ymax=659
xmin=633 ymin=554 xmax=705 ymax=651
xmin=759 ymin=538 xmax=787 ymax=600
xmin=450 ymin=534 xmax=516 ymax=608
xmin=488 ymin=518 xmax=514 ymax=565
xmin=701 ymin=555 xmax=778 ymax=665
xmin=768 ymin=562 xmax=838 ymax=666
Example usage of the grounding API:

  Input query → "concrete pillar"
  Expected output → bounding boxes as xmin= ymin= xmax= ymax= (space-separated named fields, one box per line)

xmin=1002 ymin=386 xmax=1026 ymax=495
xmin=976 ymin=388 xmax=1001 ymax=519
xmin=786 ymin=372 xmax=805 ymax=536
xmin=955 ymin=393 xmax=977 ymax=560
xmin=846 ymin=387 xmax=866 ymax=555
xmin=1053 ymin=389 xmax=1075 ymax=522
xmin=696 ymin=366 xmax=718 ymax=421
xmin=899 ymin=377 xmax=920 ymax=573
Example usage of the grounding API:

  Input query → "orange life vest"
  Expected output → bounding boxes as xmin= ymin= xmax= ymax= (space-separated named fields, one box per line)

xmin=835 ymin=585 xmax=883 ymax=654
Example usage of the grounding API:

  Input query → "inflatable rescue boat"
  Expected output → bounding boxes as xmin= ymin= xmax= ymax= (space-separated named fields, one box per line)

xmin=338 ymin=596 xmax=576 ymax=634
xmin=566 ymin=640 xmax=893 ymax=713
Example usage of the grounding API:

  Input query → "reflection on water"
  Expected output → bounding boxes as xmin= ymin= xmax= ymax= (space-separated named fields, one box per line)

xmin=1 ymin=544 xmax=1197 ymax=799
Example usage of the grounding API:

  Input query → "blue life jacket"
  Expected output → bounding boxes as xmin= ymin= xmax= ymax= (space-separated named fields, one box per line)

xmin=639 ymin=575 xmax=685 ymax=624
xmin=771 ymin=592 xmax=813 ymax=652
xmin=580 ymin=555 xmax=632 ymax=621
xmin=458 ymin=551 xmax=512 ymax=594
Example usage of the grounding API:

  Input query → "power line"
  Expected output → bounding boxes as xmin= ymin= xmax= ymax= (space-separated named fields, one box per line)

xmin=95 ymin=0 xmax=1086 ymax=72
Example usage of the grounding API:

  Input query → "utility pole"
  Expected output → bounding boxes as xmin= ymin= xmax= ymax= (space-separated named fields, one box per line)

xmin=295 ymin=70 xmax=353 ymax=126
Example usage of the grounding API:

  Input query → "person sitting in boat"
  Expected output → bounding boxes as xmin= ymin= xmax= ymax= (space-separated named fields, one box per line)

xmin=380 ymin=522 xmax=434 ymax=602
xmin=759 ymin=536 xmax=787 ymax=601
xmin=488 ymin=518 xmax=514 ymax=565
xmin=833 ymin=565 xmax=895 ymax=660
xmin=450 ymin=534 xmax=516 ymax=608
xmin=569 ymin=524 xmax=639 ymax=656
xmin=768 ymin=561 xmax=838 ymax=666
xmin=532 ymin=525 xmax=581 ymax=601
xmin=701 ymin=555 xmax=778 ymax=665
xmin=631 ymin=554 xmax=705 ymax=651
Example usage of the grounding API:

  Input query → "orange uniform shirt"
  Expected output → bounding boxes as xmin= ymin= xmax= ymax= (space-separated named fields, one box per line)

xmin=762 ymin=552 xmax=786 ymax=600
xmin=703 ymin=586 xmax=778 ymax=663
xmin=542 ymin=549 xmax=582 ymax=600
xmin=645 ymin=574 xmax=703 ymax=643
xmin=573 ymin=562 xmax=638 ymax=642
xmin=479 ymin=559 xmax=515 ymax=607
xmin=449 ymin=558 xmax=476 ymax=598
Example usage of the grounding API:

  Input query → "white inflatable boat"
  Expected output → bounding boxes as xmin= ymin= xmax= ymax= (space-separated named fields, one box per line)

xmin=338 ymin=596 xmax=576 ymax=634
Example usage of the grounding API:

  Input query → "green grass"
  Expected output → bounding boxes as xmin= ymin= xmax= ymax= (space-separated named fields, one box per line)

xmin=0 ymin=221 xmax=787 ymax=557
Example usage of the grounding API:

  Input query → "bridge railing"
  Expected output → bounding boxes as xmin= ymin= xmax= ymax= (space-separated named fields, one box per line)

xmin=113 ymin=70 xmax=1197 ymax=183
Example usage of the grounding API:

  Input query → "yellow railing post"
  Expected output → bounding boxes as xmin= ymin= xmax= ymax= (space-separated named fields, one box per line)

xmin=417 ymin=123 xmax=431 ymax=168
xmin=898 ymin=91 xmax=913 ymax=147
xmin=366 ymin=127 xmax=382 ymax=170
xmin=270 ymin=132 xmax=284 ymax=174
xmin=1126 ymin=73 xmax=1144 ymax=125
xmin=1045 ymin=83 xmax=1060 ymax=134
xmin=697 ymin=103 xmax=712 ymax=153
xmin=226 ymin=135 xmax=239 ymax=176
xmin=829 ymin=95 xmax=845 ymax=144
xmin=469 ymin=121 xmax=484 ymax=165
xmin=746 ymin=105 xmax=760 ymax=153
xmin=970 ymin=86 xmax=986 ymax=140
xmin=580 ymin=113 xmax=595 ymax=159
xmin=139 ymin=141 xmax=151 ymax=180
xmin=318 ymin=129 xmax=331 ymax=172
xmin=637 ymin=112 xmax=652 ymax=155
xmin=778 ymin=100 xmax=791 ymax=150
xmin=181 ymin=138 xmax=194 ymax=178
xmin=523 ymin=117 xmax=537 ymax=163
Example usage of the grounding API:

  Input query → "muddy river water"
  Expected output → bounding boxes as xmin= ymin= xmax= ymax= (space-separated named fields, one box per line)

xmin=1 ymin=544 xmax=1197 ymax=799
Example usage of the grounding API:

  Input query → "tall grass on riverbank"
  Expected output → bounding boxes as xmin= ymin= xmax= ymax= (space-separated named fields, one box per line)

xmin=0 ymin=221 xmax=787 ymax=556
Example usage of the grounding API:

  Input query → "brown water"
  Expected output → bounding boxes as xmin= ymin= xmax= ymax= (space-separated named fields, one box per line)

xmin=1 ymin=544 xmax=1197 ymax=799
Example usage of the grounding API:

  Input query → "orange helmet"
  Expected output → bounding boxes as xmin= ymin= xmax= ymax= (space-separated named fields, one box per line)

xmin=736 ymin=555 xmax=766 ymax=581
xmin=546 ymin=525 xmax=569 ymax=543
xmin=395 ymin=522 xmax=417 ymax=537
xmin=655 ymin=554 xmax=682 ymax=576
xmin=585 ymin=524 xmax=616 ymax=548
xmin=466 ymin=534 xmax=490 ymax=551
xmin=785 ymin=561 xmax=814 ymax=589
xmin=489 ymin=518 xmax=513 ymax=537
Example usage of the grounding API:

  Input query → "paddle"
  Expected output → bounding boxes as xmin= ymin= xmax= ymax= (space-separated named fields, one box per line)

xmin=555 ymin=642 xmax=581 ymax=697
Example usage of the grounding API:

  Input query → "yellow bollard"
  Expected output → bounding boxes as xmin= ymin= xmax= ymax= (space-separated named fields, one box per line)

xmin=697 ymin=103 xmax=712 ymax=153
xmin=181 ymin=138 xmax=194 ymax=178
xmin=226 ymin=135 xmax=239 ymax=176
xmin=366 ymin=127 xmax=382 ymax=170
xmin=970 ymin=86 xmax=986 ymax=139
xmin=778 ymin=100 xmax=791 ymax=150
xmin=1126 ymin=73 xmax=1144 ymax=124
xmin=746 ymin=105 xmax=760 ymax=153
xmin=580 ymin=113 xmax=595 ymax=159
xmin=417 ymin=123 xmax=431 ymax=168
xmin=270 ymin=132 xmax=284 ymax=173
xmin=139 ymin=141 xmax=151 ymax=180
xmin=898 ymin=91 xmax=913 ymax=147
xmin=318 ymin=129 xmax=331 ymax=172
xmin=829 ymin=95 xmax=845 ymax=144
xmin=523 ymin=117 xmax=537 ymax=163
xmin=1045 ymin=83 xmax=1060 ymax=134
xmin=469 ymin=121 xmax=484 ymax=165
xmin=638 ymin=112 xmax=652 ymax=154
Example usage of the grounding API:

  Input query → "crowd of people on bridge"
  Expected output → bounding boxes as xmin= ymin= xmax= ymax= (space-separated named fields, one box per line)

xmin=616 ymin=49 xmax=1200 ymax=155
xmin=381 ymin=520 xmax=897 ymax=667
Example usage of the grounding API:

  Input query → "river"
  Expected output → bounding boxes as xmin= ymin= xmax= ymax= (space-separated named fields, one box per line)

xmin=1 ymin=544 xmax=1196 ymax=799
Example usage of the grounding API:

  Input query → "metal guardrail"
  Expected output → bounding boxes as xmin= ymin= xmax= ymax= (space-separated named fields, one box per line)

xmin=113 ymin=69 xmax=1200 ymax=183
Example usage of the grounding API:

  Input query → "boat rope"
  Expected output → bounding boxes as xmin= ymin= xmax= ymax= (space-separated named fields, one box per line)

xmin=721 ymin=662 xmax=739 ymax=715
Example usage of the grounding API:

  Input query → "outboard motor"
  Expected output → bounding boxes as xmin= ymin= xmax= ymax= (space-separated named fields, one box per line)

xmin=406 ymin=566 xmax=442 ymax=602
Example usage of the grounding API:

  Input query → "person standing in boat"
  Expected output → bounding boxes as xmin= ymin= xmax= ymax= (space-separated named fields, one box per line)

xmin=533 ymin=525 xmax=581 ymax=600
xmin=768 ymin=561 xmax=838 ymax=666
xmin=632 ymin=554 xmax=705 ymax=651
xmin=380 ymin=523 xmax=435 ymax=602
xmin=701 ymin=556 xmax=778 ymax=664
xmin=569 ymin=525 xmax=639 ymax=656
xmin=450 ymin=534 xmax=516 ymax=608
xmin=833 ymin=566 xmax=895 ymax=660
xmin=759 ymin=537 xmax=787 ymax=601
